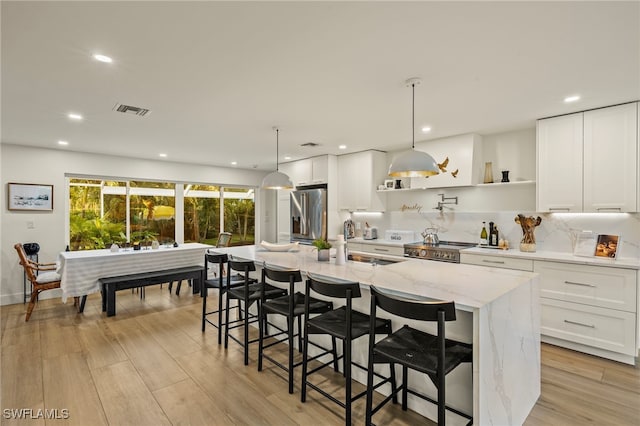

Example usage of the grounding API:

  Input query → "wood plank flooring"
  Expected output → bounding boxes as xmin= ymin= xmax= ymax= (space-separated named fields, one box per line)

xmin=1 ymin=286 xmax=638 ymax=425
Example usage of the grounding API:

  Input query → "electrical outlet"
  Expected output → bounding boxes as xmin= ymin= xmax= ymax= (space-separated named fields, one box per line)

xmin=27 ymin=221 xmax=35 ymax=229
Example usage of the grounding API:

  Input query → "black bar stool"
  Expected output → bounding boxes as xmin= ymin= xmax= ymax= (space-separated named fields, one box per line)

xmin=365 ymin=285 xmax=473 ymax=426
xmin=224 ymin=257 xmax=287 ymax=365
xmin=257 ymin=264 xmax=335 ymax=394
xmin=301 ymin=273 xmax=393 ymax=425
xmin=201 ymin=251 xmax=255 ymax=344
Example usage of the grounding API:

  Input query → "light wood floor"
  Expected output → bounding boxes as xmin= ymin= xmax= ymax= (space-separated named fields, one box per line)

xmin=1 ymin=286 xmax=638 ymax=425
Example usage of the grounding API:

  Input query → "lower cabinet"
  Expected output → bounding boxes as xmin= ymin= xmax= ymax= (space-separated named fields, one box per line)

xmin=535 ymin=261 xmax=637 ymax=364
xmin=347 ymin=242 xmax=404 ymax=257
xmin=461 ymin=253 xmax=638 ymax=364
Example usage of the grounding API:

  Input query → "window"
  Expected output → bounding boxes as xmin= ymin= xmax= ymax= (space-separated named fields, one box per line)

xmin=69 ymin=178 xmax=255 ymax=250
xmin=183 ymin=184 xmax=221 ymax=245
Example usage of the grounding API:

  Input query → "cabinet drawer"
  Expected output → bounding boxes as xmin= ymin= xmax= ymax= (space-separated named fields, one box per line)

xmin=534 ymin=261 xmax=637 ymax=312
xmin=354 ymin=243 xmax=404 ymax=257
xmin=459 ymin=253 xmax=533 ymax=271
xmin=541 ymin=299 xmax=636 ymax=356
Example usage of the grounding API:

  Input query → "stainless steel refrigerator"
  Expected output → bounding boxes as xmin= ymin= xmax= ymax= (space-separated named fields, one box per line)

xmin=290 ymin=186 xmax=327 ymax=244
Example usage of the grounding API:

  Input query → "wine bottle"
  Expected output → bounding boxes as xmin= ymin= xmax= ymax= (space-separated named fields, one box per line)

xmin=488 ymin=222 xmax=495 ymax=246
xmin=490 ymin=226 xmax=499 ymax=246
xmin=480 ymin=222 xmax=488 ymax=245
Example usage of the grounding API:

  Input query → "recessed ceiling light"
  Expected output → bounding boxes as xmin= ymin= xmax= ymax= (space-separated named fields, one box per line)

xmin=57 ymin=140 xmax=69 ymax=146
xmin=93 ymin=54 xmax=113 ymax=63
xmin=421 ymin=126 xmax=432 ymax=133
xmin=338 ymin=145 xmax=347 ymax=150
xmin=231 ymin=161 xmax=237 ymax=166
xmin=284 ymin=156 xmax=291 ymax=160
xmin=68 ymin=113 xmax=83 ymax=120
xmin=159 ymin=153 xmax=167 ymax=158
xmin=564 ymin=95 xmax=580 ymax=103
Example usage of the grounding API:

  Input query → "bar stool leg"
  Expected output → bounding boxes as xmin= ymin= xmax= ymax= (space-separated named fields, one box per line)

xmin=288 ymin=314 xmax=295 ymax=394
xmin=224 ymin=292 xmax=231 ymax=349
xmin=402 ymin=366 xmax=408 ymax=410
xmin=301 ymin=331 xmax=310 ymax=402
xmin=201 ymin=285 xmax=207 ymax=332
xmin=217 ymin=287 xmax=224 ymax=344
xmin=345 ymin=338 xmax=352 ymax=425
xmin=258 ymin=305 xmax=265 ymax=372
xmin=331 ymin=337 xmax=339 ymax=373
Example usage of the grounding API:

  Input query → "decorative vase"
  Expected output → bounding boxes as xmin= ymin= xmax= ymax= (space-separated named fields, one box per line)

xmin=520 ymin=243 xmax=536 ymax=252
xmin=317 ymin=249 xmax=330 ymax=262
xmin=483 ymin=162 xmax=494 ymax=184
xmin=501 ymin=170 xmax=510 ymax=183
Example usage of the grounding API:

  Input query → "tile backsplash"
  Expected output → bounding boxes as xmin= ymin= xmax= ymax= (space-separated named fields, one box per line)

xmin=351 ymin=211 xmax=640 ymax=260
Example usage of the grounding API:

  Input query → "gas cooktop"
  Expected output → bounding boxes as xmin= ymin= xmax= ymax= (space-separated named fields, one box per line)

xmin=403 ymin=241 xmax=476 ymax=263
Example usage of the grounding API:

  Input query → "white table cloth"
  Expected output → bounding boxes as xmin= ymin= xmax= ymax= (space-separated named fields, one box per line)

xmin=57 ymin=243 xmax=212 ymax=302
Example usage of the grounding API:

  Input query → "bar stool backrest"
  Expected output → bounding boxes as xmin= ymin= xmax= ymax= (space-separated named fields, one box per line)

xmin=262 ymin=264 xmax=302 ymax=283
xmin=205 ymin=251 xmax=229 ymax=284
xmin=370 ymin=285 xmax=456 ymax=322
xmin=307 ymin=273 xmax=361 ymax=299
xmin=228 ymin=257 xmax=256 ymax=275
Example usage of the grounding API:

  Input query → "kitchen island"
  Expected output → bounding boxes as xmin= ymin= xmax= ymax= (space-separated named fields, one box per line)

xmin=215 ymin=244 xmax=540 ymax=425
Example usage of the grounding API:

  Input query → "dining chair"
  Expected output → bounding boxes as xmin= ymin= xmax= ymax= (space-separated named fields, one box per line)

xmin=257 ymin=264 xmax=334 ymax=394
xmin=365 ymin=286 xmax=473 ymax=426
xmin=300 ymin=273 xmax=392 ymax=425
xmin=14 ymin=243 xmax=61 ymax=321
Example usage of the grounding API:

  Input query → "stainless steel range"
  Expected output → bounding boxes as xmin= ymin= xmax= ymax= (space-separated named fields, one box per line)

xmin=403 ymin=241 xmax=476 ymax=263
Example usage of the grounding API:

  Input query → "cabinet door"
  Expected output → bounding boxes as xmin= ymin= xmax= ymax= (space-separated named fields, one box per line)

xmin=583 ymin=103 xmax=638 ymax=212
xmin=338 ymin=151 xmax=386 ymax=211
xmin=536 ymin=113 xmax=583 ymax=212
xmin=276 ymin=189 xmax=292 ymax=243
xmin=338 ymin=153 xmax=359 ymax=210
xmin=289 ymin=159 xmax=313 ymax=187
xmin=311 ymin=156 xmax=328 ymax=184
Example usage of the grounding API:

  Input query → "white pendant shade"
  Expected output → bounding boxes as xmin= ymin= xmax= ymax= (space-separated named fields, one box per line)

xmin=261 ymin=170 xmax=294 ymax=189
xmin=388 ymin=149 xmax=439 ymax=177
xmin=262 ymin=127 xmax=294 ymax=190
xmin=389 ymin=77 xmax=440 ymax=178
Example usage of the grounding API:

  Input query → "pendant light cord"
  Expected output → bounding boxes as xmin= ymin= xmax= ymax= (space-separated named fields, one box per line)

xmin=411 ymin=83 xmax=415 ymax=149
xmin=276 ymin=128 xmax=279 ymax=171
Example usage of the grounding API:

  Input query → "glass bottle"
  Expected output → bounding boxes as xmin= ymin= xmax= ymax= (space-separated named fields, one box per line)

xmin=483 ymin=162 xmax=494 ymax=184
xmin=480 ymin=222 xmax=488 ymax=245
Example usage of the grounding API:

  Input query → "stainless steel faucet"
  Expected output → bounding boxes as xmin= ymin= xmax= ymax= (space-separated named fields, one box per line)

xmin=434 ymin=193 xmax=458 ymax=211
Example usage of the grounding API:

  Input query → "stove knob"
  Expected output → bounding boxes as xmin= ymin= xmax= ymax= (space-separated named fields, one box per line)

xmin=420 ymin=249 xmax=427 ymax=257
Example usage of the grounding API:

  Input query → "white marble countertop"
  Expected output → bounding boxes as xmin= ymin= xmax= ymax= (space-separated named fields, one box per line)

xmin=215 ymin=244 xmax=538 ymax=312
xmin=462 ymin=246 xmax=640 ymax=270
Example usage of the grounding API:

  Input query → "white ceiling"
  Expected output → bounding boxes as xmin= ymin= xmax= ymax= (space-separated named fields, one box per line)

xmin=2 ymin=1 xmax=639 ymax=171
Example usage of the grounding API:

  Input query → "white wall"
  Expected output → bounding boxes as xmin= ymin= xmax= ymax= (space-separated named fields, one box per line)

xmin=1 ymin=144 xmax=270 ymax=305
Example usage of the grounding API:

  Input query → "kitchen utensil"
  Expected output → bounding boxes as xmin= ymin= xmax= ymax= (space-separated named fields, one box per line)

xmin=421 ymin=228 xmax=439 ymax=245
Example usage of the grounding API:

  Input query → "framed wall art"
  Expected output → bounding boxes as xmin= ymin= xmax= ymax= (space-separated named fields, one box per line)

xmin=8 ymin=183 xmax=54 ymax=211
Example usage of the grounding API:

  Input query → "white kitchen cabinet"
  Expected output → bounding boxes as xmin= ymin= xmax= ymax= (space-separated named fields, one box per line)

xmin=537 ymin=102 xmax=639 ymax=213
xmin=280 ymin=155 xmax=330 ymax=187
xmin=338 ymin=150 xmax=387 ymax=211
xmin=347 ymin=242 xmax=404 ymax=257
xmin=534 ymin=260 xmax=638 ymax=364
xmin=459 ymin=252 xmax=533 ymax=271
xmin=536 ymin=112 xmax=584 ymax=212
xmin=276 ymin=188 xmax=292 ymax=243
xmin=583 ymin=103 xmax=638 ymax=212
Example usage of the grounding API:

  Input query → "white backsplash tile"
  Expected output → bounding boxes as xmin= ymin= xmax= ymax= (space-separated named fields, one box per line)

xmin=351 ymin=211 xmax=640 ymax=260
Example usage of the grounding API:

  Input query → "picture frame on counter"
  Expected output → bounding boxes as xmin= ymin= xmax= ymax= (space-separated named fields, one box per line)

xmin=595 ymin=234 xmax=619 ymax=258
xmin=7 ymin=182 xmax=53 ymax=211
xmin=384 ymin=179 xmax=395 ymax=189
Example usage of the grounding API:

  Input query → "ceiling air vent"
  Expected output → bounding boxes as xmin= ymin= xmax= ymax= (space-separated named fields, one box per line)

xmin=113 ymin=103 xmax=151 ymax=117
xmin=300 ymin=142 xmax=320 ymax=147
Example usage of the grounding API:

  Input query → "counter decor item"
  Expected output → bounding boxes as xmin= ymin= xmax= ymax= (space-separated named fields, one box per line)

xmin=515 ymin=214 xmax=542 ymax=252
xmin=501 ymin=170 xmax=510 ymax=182
xmin=483 ymin=162 xmax=494 ymax=184
xmin=260 ymin=241 xmax=300 ymax=252
xmin=110 ymin=243 xmax=119 ymax=252
xmin=384 ymin=179 xmax=395 ymax=189
xmin=151 ymin=240 xmax=160 ymax=249
xmin=595 ymin=234 xmax=619 ymax=258
xmin=312 ymin=238 xmax=332 ymax=261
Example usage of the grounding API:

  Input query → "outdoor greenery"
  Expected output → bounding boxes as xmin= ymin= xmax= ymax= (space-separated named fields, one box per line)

xmin=69 ymin=179 xmax=255 ymax=250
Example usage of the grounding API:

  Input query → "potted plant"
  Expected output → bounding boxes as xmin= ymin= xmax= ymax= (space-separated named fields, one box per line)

xmin=312 ymin=238 xmax=332 ymax=261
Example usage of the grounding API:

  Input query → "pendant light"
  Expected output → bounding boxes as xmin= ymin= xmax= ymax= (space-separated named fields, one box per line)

xmin=261 ymin=127 xmax=294 ymax=189
xmin=388 ymin=78 xmax=440 ymax=177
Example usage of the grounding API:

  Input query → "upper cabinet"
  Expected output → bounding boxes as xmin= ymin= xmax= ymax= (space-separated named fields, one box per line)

xmin=338 ymin=150 xmax=387 ymax=211
xmin=537 ymin=102 xmax=638 ymax=213
xmin=583 ymin=104 xmax=638 ymax=212
xmin=279 ymin=155 xmax=329 ymax=187
xmin=536 ymin=113 xmax=584 ymax=212
xmin=407 ymin=134 xmax=483 ymax=189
